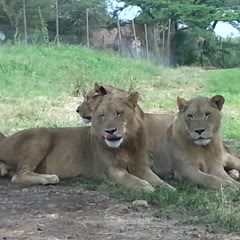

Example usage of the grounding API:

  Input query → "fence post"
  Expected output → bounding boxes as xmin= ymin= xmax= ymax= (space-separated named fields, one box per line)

xmin=23 ymin=0 xmax=27 ymax=46
xmin=220 ymin=37 xmax=224 ymax=68
xmin=117 ymin=17 xmax=122 ymax=54
xmin=144 ymin=23 xmax=149 ymax=62
xmin=132 ymin=19 xmax=139 ymax=57
xmin=162 ymin=28 xmax=165 ymax=55
xmin=86 ymin=8 xmax=90 ymax=47
xmin=167 ymin=19 xmax=171 ymax=67
xmin=55 ymin=0 xmax=60 ymax=46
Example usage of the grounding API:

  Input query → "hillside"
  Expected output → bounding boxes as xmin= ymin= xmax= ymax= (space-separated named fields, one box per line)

xmin=0 ymin=45 xmax=240 ymax=138
xmin=1 ymin=46 xmax=240 ymax=236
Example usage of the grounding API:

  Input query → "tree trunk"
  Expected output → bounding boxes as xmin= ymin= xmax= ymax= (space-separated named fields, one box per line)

xmin=169 ymin=19 xmax=177 ymax=67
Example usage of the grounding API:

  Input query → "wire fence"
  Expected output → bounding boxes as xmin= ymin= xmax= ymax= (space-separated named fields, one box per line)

xmin=0 ymin=0 xmax=239 ymax=68
xmin=0 ymin=0 xmax=172 ymax=66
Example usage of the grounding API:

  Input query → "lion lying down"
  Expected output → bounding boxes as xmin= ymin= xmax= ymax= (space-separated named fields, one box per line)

xmin=160 ymin=95 xmax=240 ymax=189
xmin=77 ymin=83 xmax=240 ymax=189
xmin=76 ymin=83 xmax=176 ymax=176
xmin=0 ymin=132 xmax=11 ymax=176
xmin=0 ymin=91 xmax=175 ymax=191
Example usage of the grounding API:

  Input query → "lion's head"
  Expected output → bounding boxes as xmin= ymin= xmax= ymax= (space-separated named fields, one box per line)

xmin=76 ymin=83 xmax=145 ymax=124
xmin=176 ymin=95 xmax=225 ymax=146
xmin=76 ymin=83 xmax=125 ymax=124
xmin=91 ymin=91 xmax=141 ymax=148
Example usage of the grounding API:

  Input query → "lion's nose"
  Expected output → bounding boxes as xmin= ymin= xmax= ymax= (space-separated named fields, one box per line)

xmin=105 ymin=128 xmax=117 ymax=135
xmin=76 ymin=107 xmax=80 ymax=113
xmin=194 ymin=128 xmax=205 ymax=135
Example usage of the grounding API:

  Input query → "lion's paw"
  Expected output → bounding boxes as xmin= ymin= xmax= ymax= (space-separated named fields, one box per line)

xmin=222 ymin=180 xmax=239 ymax=189
xmin=43 ymin=174 xmax=60 ymax=185
xmin=228 ymin=170 xmax=239 ymax=180
xmin=163 ymin=183 xmax=176 ymax=191
xmin=138 ymin=180 xmax=155 ymax=192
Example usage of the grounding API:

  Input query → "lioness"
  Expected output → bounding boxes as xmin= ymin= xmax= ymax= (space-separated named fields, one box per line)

xmin=76 ymin=84 xmax=240 ymax=186
xmin=0 ymin=92 xmax=174 ymax=191
xmin=163 ymin=95 xmax=240 ymax=189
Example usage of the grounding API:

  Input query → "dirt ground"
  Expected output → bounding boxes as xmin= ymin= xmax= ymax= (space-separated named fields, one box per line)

xmin=1 ymin=179 xmax=240 ymax=240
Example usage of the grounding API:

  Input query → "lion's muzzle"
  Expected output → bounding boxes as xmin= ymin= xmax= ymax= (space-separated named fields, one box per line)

xmin=104 ymin=128 xmax=123 ymax=148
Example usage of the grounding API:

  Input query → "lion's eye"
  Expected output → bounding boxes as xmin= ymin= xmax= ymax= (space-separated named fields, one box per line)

xmin=99 ymin=114 xmax=104 ymax=119
xmin=205 ymin=112 xmax=211 ymax=118
xmin=187 ymin=114 xmax=193 ymax=120
xmin=116 ymin=111 xmax=123 ymax=117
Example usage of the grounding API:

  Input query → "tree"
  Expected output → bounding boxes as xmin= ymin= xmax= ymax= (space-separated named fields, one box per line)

xmin=116 ymin=0 xmax=240 ymax=66
xmin=0 ymin=0 xmax=113 ymax=44
xmin=52 ymin=0 xmax=112 ymax=43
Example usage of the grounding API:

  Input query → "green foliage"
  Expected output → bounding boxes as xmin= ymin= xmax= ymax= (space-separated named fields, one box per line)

xmin=120 ymin=0 xmax=240 ymax=68
xmin=121 ymin=0 xmax=240 ymax=29
xmin=221 ymin=40 xmax=240 ymax=68
xmin=0 ymin=0 xmax=112 ymax=44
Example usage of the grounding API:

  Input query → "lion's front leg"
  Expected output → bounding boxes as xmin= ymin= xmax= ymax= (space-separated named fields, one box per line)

xmin=176 ymin=164 xmax=236 ymax=189
xmin=133 ymin=166 xmax=176 ymax=191
xmin=209 ymin=163 xmax=240 ymax=188
xmin=224 ymin=153 xmax=240 ymax=179
xmin=12 ymin=171 xmax=60 ymax=185
xmin=218 ymin=151 xmax=240 ymax=180
xmin=0 ymin=162 xmax=15 ymax=177
xmin=106 ymin=167 xmax=155 ymax=192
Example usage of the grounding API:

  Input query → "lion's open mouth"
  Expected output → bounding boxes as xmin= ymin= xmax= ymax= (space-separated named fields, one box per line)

xmin=104 ymin=134 xmax=123 ymax=148
xmin=82 ymin=117 xmax=92 ymax=124
xmin=105 ymin=134 xmax=122 ymax=142
xmin=194 ymin=137 xmax=211 ymax=146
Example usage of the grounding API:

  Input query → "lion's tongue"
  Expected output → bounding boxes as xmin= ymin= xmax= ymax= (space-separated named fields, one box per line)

xmin=106 ymin=134 xmax=120 ymax=141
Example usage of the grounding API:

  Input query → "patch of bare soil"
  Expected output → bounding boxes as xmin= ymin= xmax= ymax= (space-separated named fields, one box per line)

xmin=0 ymin=179 xmax=238 ymax=240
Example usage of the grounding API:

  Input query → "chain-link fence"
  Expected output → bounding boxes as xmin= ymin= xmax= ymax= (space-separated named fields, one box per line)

xmin=0 ymin=0 xmax=172 ymax=66
xmin=1 ymin=0 xmax=240 ymax=68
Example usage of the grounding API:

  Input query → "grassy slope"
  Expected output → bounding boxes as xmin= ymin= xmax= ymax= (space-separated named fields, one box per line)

xmin=1 ymin=45 xmax=240 ymax=233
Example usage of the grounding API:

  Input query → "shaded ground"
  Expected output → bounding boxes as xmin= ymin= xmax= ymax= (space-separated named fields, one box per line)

xmin=1 ymin=179 xmax=240 ymax=240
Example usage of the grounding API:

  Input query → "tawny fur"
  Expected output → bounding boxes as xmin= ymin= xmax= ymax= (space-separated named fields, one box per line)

xmin=76 ymin=84 xmax=240 ymax=184
xmin=159 ymin=95 xmax=240 ymax=189
xmin=0 ymin=93 xmax=174 ymax=191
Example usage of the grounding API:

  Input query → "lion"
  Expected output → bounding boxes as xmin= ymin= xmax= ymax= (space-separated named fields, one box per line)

xmin=0 ymin=92 xmax=175 ymax=192
xmin=0 ymin=132 xmax=6 ymax=141
xmin=159 ymin=95 xmax=240 ymax=189
xmin=76 ymin=83 xmax=175 ymax=176
xmin=77 ymin=83 xmax=145 ymax=123
xmin=0 ymin=132 xmax=13 ymax=177
xmin=76 ymin=84 xmax=240 ymax=183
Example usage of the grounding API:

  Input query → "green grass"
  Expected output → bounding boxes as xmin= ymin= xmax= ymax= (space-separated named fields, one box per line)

xmin=69 ymin=176 xmax=240 ymax=234
xmin=1 ymin=45 xmax=240 ymax=233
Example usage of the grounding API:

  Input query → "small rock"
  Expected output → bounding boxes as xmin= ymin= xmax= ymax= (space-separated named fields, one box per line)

xmin=131 ymin=200 xmax=149 ymax=210
xmin=22 ymin=188 xmax=28 ymax=193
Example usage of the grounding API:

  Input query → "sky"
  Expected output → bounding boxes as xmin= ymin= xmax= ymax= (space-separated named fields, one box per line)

xmin=109 ymin=0 xmax=240 ymax=38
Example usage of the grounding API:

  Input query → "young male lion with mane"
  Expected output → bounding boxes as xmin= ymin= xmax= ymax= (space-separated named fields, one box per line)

xmin=76 ymin=83 xmax=240 ymax=189
xmin=76 ymin=83 xmax=175 ymax=176
xmin=0 ymin=91 xmax=174 ymax=192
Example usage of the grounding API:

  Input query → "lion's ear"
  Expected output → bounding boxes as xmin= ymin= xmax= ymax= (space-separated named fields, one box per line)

xmin=81 ymin=88 xmax=86 ymax=97
xmin=177 ymin=96 xmax=188 ymax=112
xmin=94 ymin=83 xmax=107 ymax=96
xmin=94 ymin=82 xmax=100 ymax=91
xmin=127 ymin=91 xmax=139 ymax=107
xmin=210 ymin=95 xmax=225 ymax=110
